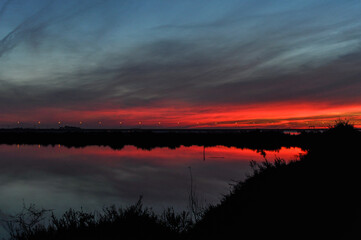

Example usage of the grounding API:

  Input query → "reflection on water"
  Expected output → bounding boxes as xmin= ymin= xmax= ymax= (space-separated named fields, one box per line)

xmin=283 ymin=130 xmax=301 ymax=136
xmin=0 ymin=144 xmax=305 ymax=217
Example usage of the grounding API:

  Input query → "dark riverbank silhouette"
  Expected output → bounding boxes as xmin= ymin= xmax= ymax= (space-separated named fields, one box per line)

xmin=0 ymin=128 xmax=320 ymax=151
xmin=191 ymin=121 xmax=361 ymax=239
xmin=1 ymin=122 xmax=360 ymax=239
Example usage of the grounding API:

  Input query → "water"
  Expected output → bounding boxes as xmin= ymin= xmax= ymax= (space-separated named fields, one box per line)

xmin=0 ymin=144 xmax=305 ymax=224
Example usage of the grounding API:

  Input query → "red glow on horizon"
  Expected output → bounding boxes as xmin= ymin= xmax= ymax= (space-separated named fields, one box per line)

xmin=1 ymin=101 xmax=361 ymax=129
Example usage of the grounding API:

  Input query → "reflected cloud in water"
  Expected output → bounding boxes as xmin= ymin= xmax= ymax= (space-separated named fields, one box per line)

xmin=0 ymin=145 xmax=305 ymax=216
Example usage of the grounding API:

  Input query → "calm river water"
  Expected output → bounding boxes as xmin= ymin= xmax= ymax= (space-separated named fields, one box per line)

xmin=0 ymin=144 xmax=305 ymax=222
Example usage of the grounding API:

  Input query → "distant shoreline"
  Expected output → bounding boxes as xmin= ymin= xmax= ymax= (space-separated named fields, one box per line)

xmin=0 ymin=128 xmax=319 ymax=151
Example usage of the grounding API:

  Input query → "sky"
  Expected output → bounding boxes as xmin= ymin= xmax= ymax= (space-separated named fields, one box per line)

xmin=1 ymin=0 xmax=361 ymax=128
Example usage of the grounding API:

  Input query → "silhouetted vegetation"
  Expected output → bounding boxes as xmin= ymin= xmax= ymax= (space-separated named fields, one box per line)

xmin=190 ymin=120 xmax=361 ymax=239
xmin=1 ymin=198 xmax=192 ymax=240
xmin=1 ymin=121 xmax=360 ymax=239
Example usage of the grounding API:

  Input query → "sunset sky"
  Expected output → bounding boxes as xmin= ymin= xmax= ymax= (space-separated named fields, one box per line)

xmin=1 ymin=0 xmax=361 ymax=128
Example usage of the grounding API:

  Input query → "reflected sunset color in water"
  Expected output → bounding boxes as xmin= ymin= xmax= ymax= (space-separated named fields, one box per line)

xmin=0 ymin=144 xmax=305 ymax=223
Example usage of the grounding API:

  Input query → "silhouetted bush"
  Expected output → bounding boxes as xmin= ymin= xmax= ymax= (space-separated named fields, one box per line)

xmin=2 ymin=198 xmax=192 ymax=240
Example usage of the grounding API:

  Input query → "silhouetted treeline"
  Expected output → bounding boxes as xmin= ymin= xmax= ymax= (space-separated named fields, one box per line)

xmin=1 ymin=122 xmax=360 ymax=239
xmin=0 ymin=128 xmax=323 ymax=151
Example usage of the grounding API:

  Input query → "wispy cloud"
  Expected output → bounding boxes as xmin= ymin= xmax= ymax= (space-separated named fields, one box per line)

xmin=1 ymin=0 xmax=361 ymax=127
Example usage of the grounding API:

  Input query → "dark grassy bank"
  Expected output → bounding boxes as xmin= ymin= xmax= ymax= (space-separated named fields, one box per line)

xmin=190 ymin=122 xmax=361 ymax=239
xmin=1 ymin=122 xmax=360 ymax=239
xmin=0 ymin=128 xmax=319 ymax=151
